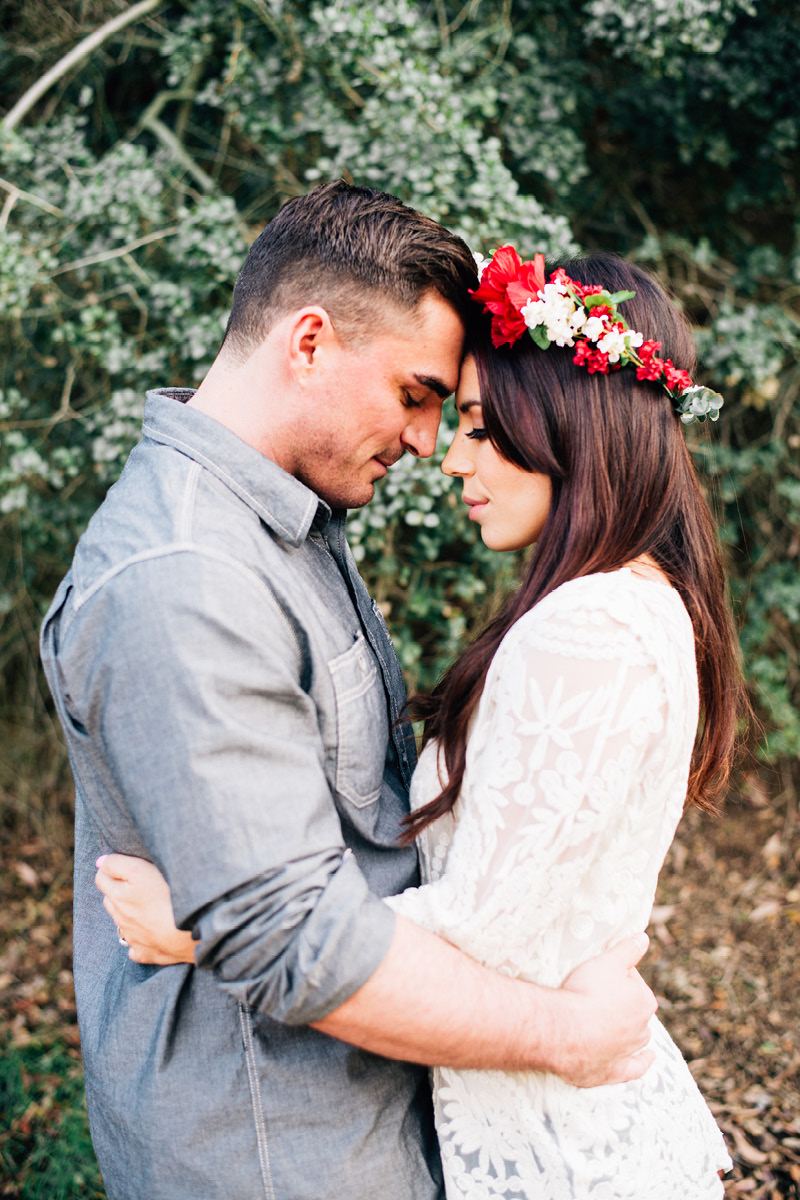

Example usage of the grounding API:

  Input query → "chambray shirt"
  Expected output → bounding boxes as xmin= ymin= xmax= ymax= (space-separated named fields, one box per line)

xmin=40 ymin=390 xmax=443 ymax=1200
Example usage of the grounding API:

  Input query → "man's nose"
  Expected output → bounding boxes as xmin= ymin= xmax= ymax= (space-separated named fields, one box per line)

xmin=401 ymin=408 xmax=441 ymax=459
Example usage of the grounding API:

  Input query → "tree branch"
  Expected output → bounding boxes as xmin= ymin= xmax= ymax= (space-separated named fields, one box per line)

xmin=142 ymin=115 xmax=218 ymax=192
xmin=0 ymin=176 xmax=63 ymax=218
xmin=2 ymin=0 xmax=167 ymax=132
xmin=51 ymin=225 xmax=181 ymax=277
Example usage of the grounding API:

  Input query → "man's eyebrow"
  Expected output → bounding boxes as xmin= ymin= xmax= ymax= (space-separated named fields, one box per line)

xmin=414 ymin=373 xmax=452 ymax=400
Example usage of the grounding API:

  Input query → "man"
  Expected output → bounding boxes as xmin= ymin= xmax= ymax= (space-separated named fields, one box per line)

xmin=41 ymin=182 xmax=655 ymax=1200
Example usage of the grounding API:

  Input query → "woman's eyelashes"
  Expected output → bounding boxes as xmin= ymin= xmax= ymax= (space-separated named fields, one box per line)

xmin=466 ymin=427 xmax=488 ymax=441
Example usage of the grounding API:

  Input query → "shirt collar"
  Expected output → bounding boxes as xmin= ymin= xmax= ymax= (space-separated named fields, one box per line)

xmin=143 ymin=388 xmax=332 ymax=546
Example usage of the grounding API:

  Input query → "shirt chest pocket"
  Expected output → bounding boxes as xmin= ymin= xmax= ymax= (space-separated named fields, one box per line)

xmin=327 ymin=633 xmax=388 ymax=808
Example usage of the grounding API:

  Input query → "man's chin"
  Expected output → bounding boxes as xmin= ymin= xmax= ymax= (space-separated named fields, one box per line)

xmin=317 ymin=481 xmax=376 ymax=511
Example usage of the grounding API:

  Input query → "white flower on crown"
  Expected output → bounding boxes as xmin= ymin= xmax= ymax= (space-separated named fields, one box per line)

xmin=581 ymin=315 xmax=607 ymax=342
xmin=546 ymin=306 xmax=589 ymax=347
xmin=520 ymin=298 xmax=540 ymax=328
xmin=546 ymin=323 xmax=576 ymax=347
xmin=521 ymin=283 xmax=576 ymax=333
xmin=597 ymin=326 xmax=644 ymax=363
xmin=473 ymin=251 xmax=488 ymax=282
xmin=596 ymin=328 xmax=627 ymax=362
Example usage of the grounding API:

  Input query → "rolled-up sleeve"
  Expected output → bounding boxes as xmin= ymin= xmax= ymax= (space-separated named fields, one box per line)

xmin=59 ymin=547 xmax=396 ymax=1024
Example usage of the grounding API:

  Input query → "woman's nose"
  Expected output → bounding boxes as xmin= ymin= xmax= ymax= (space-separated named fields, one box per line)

xmin=441 ymin=436 xmax=472 ymax=478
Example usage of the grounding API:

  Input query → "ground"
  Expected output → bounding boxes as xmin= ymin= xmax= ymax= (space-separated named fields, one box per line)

xmin=1 ymin=779 xmax=798 ymax=1198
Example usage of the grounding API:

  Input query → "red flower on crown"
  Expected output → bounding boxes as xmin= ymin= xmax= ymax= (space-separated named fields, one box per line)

xmin=505 ymin=255 xmax=546 ymax=312
xmin=635 ymin=340 xmax=665 ymax=382
xmin=662 ymin=362 xmax=693 ymax=394
xmin=471 ymin=246 xmax=546 ymax=348
xmin=550 ymin=267 xmax=578 ymax=294
xmin=573 ymin=341 xmax=611 ymax=375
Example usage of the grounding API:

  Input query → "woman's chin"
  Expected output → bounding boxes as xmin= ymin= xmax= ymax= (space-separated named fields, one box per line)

xmin=480 ymin=531 xmax=527 ymax=553
xmin=479 ymin=523 xmax=543 ymax=552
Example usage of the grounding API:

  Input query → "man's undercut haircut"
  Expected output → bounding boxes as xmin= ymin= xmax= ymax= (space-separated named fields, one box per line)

xmin=222 ymin=180 xmax=478 ymax=360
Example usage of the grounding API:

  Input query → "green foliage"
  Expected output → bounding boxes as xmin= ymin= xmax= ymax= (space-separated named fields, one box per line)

xmin=584 ymin=0 xmax=757 ymax=63
xmin=0 ymin=0 xmax=798 ymax=761
xmin=0 ymin=1040 xmax=104 ymax=1198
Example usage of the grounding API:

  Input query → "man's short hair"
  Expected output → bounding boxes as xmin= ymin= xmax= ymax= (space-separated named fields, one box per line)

xmin=222 ymin=181 xmax=478 ymax=359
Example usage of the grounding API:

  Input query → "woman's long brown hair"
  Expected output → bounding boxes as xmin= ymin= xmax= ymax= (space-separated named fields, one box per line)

xmin=403 ymin=253 xmax=747 ymax=842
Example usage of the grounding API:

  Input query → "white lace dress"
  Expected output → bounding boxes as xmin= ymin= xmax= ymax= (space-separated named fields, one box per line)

xmin=387 ymin=569 xmax=731 ymax=1199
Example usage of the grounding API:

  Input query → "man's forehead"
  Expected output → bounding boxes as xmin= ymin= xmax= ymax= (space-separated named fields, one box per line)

xmin=374 ymin=294 xmax=464 ymax=392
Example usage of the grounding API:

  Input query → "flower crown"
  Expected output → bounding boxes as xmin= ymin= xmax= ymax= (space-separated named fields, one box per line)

xmin=471 ymin=246 xmax=723 ymax=425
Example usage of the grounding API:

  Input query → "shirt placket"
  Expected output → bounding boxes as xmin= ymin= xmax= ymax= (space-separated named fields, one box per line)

xmin=322 ymin=517 xmax=417 ymax=788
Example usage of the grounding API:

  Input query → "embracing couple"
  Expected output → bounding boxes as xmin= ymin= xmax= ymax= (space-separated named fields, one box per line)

xmin=41 ymin=181 xmax=741 ymax=1199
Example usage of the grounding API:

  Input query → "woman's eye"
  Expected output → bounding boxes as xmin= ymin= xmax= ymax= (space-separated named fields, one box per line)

xmin=466 ymin=428 xmax=488 ymax=440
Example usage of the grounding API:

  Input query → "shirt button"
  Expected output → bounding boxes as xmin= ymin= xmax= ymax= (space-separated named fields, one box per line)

xmin=358 ymin=655 xmax=367 ymax=674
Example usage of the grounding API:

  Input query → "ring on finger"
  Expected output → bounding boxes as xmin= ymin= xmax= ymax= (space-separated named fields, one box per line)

xmin=116 ymin=926 xmax=129 ymax=948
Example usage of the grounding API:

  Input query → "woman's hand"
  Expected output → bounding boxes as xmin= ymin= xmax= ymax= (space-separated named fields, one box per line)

xmin=94 ymin=854 xmax=196 ymax=965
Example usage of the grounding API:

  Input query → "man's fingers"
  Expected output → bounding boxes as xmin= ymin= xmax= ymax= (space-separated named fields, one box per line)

xmin=608 ymin=932 xmax=650 ymax=971
xmin=607 ymin=1048 xmax=656 ymax=1085
xmin=569 ymin=1046 xmax=656 ymax=1089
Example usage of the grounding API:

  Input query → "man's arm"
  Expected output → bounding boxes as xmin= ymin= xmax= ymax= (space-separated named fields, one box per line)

xmin=97 ymin=854 xmax=655 ymax=1087
xmin=313 ymin=918 xmax=654 ymax=1086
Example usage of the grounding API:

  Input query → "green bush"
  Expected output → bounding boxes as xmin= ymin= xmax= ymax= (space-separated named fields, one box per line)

xmin=1 ymin=0 xmax=798 ymax=779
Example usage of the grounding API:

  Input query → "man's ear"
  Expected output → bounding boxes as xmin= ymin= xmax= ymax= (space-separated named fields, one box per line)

xmin=287 ymin=307 xmax=338 ymax=381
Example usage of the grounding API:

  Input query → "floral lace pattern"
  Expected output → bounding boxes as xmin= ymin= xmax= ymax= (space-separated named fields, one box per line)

xmin=388 ymin=569 xmax=731 ymax=1199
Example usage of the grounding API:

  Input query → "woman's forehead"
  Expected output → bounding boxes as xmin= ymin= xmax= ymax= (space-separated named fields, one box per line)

xmin=455 ymin=356 xmax=481 ymax=409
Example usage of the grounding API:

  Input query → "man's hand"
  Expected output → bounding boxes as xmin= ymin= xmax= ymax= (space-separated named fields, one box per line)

xmin=95 ymin=854 xmax=196 ymax=965
xmin=552 ymin=933 xmax=657 ymax=1087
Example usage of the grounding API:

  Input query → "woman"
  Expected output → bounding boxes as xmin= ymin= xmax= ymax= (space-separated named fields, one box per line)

xmin=97 ymin=251 xmax=740 ymax=1197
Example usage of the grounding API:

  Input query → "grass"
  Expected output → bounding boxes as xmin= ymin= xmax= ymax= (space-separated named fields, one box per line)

xmin=0 ymin=1040 xmax=104 ymax=1199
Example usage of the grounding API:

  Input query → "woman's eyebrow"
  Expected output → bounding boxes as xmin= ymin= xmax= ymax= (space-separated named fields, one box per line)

xmin=456 ymin=398 xmax=482 ymax=414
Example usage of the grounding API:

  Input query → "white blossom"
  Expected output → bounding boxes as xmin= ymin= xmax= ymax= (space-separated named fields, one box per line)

xmin=522 ymin=284 xmax=576 ymax=332
xmin=546 ymin=320 xmax=576 ymax=347
xmin=546 ymin=307 xmax=588 ymax=347
xmin=582 ymin=315 xmax=606 ymax=341
xmin=597 ymin=327 xmax=632 ymax=362
xmin=521 ymin=298 xmax=543 ymax=328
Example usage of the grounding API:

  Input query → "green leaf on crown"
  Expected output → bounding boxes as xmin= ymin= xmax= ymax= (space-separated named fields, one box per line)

xmin=584 ymin=292 xmax=612 ymax=308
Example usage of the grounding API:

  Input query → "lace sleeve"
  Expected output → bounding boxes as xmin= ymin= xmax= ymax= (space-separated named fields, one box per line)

xmin=388 ymin=587 xmax=673 ymax=982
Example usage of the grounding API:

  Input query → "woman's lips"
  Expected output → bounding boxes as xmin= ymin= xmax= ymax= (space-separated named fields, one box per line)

xmin=463 ymin=495 xmax=488 ymax=519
